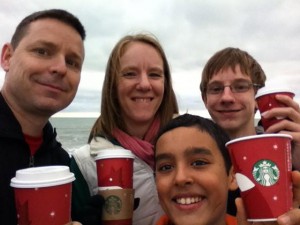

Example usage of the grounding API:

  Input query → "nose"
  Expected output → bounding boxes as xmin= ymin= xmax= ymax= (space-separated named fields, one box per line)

xmin=220 ymin=86 xmax=235 ymax=103
xmin=49 ymin=55 xmax=67 ymax=76
xmin=136 ymin=73 xmax=151 ymax=91
xmin=174 ymin=166 xmax=193 ymax=187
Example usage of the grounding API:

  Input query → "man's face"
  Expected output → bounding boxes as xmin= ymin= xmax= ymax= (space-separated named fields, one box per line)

xmin=203 ymin=65 xmax=257 ymax=138
xmin=1 ymin=18 xmax=84 ymax=118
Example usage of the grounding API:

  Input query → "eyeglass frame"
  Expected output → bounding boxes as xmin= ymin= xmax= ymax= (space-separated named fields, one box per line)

xmin=205 ymin=80 xmax=263 ymax=95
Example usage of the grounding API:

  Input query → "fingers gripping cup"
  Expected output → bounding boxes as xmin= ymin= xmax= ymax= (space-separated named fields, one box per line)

xmin=95 ymin=149 xmax=135 ymax=225
xmin=226 ymin=134 xmax=293 ymax=222
xmin=10 ymin=166 xmax=75 ymax=225
xmin=255 ymin=87 xmax=295 ymax=130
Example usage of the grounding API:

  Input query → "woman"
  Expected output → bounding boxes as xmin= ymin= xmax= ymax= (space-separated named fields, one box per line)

xmin=71 ymin=33 xmax=178 ymax=225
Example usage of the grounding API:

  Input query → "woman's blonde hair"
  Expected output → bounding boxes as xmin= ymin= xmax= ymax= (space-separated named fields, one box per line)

xmin=88 ymin=33 xmax=178 ymax=142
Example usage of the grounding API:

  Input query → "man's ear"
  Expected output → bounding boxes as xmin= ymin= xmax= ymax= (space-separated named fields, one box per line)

xmin=1 ymin=43 xmax=13 ymax=72
xmin=228 ymin=166 xmax=238 ymax=191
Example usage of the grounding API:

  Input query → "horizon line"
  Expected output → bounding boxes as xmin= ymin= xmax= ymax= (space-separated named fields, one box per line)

xmin=52 ymin=110 xmax=212 ymax=118
xmin=52 ymin=110 xmax=261 ymax=120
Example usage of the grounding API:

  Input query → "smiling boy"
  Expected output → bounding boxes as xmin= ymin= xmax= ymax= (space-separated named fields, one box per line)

xmin=154 ymin=113 xmax=238 ymax=225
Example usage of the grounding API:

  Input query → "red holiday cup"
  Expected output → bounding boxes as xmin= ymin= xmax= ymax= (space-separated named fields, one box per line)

xmin=95 ymin=148 xmax=135 ymax=225
xmin=226 ymin=134 xmax=293 ymax=222
xmin=10 ymin=166 xmax=75 ymax=225
xmin=255 ymin=87 xmax=295 ymax=130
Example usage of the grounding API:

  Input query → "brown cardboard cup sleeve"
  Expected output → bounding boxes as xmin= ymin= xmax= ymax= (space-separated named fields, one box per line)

xmin=98 ymin=188 xmax=134 ymax=221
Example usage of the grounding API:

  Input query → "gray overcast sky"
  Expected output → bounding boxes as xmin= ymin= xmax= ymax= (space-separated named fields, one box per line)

xmin=1 ymin=0 xmax=299 ymax=117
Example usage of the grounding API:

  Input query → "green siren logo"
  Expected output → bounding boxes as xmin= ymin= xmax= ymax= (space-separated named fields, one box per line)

xmin=105 ymin=195 xmax=122 ymax=215
xmin=252 ymin=160 xmax=280 ymax=186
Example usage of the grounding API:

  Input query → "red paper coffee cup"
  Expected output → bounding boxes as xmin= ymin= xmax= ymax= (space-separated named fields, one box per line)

xmin=95 ymin=149 xmax=135 ymax=225
xmin=255 ymin=87 xmax=295 ymax=130
xmin=95 ymin=149 xmax=134 ymax=188
xmin=10 ymin=166 xmax=75 ymax=225
xmin=226 ymin=134 xmax=293 ymax=222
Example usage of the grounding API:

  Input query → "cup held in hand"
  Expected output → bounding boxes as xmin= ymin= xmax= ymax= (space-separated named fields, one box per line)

xmin=255 ymin=87 xmax=295 ymax=130
xmin=226 ymin=134 xmax=293 ymax=221
xmin=95 ymin=149 xmax=135 ymax=225
xmin=10 ymin=166 xmax=75 ymax=225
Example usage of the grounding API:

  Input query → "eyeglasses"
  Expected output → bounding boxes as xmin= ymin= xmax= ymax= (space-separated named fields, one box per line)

xmin=206 ymin=81 xmax=262 ymax=95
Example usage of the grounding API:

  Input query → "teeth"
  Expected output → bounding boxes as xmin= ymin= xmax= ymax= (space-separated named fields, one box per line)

xmin=176 ymin=197 xmax=201 ymax=205
xmin=134 ymin=98 xmax=151 ymax=102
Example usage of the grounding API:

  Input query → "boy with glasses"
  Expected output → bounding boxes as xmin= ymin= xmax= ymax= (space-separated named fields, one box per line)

xmin=200 ymin=47 xmax=266 ymax=140
xmin=205 ymin=80 xmax=262 ymax=95
xmin=200 ymin=47 xmax=300 ymax=215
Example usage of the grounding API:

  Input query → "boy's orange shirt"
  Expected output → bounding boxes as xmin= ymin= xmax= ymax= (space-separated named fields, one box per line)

xmin=156 ymin=214 xmax=237 ymax=225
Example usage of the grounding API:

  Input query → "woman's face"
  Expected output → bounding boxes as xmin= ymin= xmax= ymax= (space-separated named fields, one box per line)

xmin=117 ymin=41 xmax=165 ymax=131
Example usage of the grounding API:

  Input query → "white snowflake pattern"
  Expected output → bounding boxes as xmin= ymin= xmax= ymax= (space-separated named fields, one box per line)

xmin=273 ymin=196 xmax=278 ymax=201
xmin=109 ymin=177 xmax=113 ymax=182
xmin=273 ymin=144 xmax=278 ymax=150
xmin=50 ymin=211 xmax=56 ymax=217
xmin=243 ymin=156 xmax=247 ymax=160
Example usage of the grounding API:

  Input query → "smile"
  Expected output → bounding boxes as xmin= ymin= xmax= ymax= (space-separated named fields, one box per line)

xmin=37 ymin=80 xmax=67 ymax=92
xmin=218 ymin=109 xmax=240 ymax=114
xmin=133 ymin=97 xmax=153 ymax=102
xmin=175 ymin=196 xmax=202 ymax=205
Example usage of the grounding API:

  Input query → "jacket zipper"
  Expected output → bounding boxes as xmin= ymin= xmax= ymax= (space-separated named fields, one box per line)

xmin=29 ymin=155 xmax=34 ymax=167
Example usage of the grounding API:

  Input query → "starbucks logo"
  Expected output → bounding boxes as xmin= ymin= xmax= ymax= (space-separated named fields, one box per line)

xmin=105 ymin=195 xmax=122 ymax=215
xmin=252 ymin=160 xmax=280 ymax=186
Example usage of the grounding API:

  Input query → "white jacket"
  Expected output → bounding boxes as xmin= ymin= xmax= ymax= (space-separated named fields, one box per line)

xmin=72 ymin=137 xmax=164 ymax=225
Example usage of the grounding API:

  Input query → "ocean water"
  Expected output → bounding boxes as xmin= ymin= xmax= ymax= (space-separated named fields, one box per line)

xmin=48 ymin=110 xmax=209 ymax=151
xmin=49 ymin=117 xmax=97 ymax=151
xmin=50 ymin=114 xmax=260 ymax=152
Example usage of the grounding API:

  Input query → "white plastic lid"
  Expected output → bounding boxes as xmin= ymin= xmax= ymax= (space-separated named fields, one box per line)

xmin=255 ymin=87 xmax=295 ymax=99
xmin=10 ymin=166 xmax=75 ymax=188
xmin=94 ymin=149 xmax=135 ymax=160
xmin=226 ymin=133 xmax=292 ymax=146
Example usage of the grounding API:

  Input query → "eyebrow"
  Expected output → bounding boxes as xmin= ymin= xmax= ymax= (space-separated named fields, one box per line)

xmin=32 ymin=40 xmax=84 ymax=62
xmin=149 ymin=67 xmax=164 ymax=74
xmin=121 ymin=65 xmax=163 ymax=72
xmin=155 ymin=147 xmax=212 ymax=162
xmin=208 ymin=78 xmax=251 ymax=85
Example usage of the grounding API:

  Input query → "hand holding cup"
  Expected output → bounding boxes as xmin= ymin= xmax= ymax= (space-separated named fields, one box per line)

xmin=255 ymin=87 xmax=295 ymax=130
xmin=226 ymin=134 xmax=293 ymax=222
xmin=10 ymin=166 xmax=75 ymax=225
